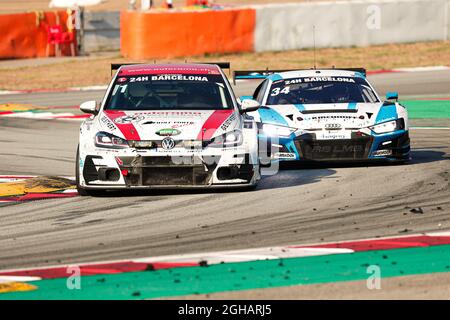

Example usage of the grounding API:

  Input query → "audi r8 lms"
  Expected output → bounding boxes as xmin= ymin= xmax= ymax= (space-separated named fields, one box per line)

xmin=76 ymin=63 xmax=262 ymax=195
xmin=235 ymin=68 xmax=410 ymax=163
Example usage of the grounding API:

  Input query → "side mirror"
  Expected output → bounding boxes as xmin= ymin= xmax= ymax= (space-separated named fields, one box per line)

xmin=240 ymin=99 xmax=260 ymax=113
xmin=386 ymin=92 xmax=398 ymax=101
xmin=80 ymin=100 xmax=98 ymax=114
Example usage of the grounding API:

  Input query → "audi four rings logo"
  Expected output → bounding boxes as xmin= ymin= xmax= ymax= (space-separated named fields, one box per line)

xmin=325 ymin=123 xmax=342 ymax=130
xmin=161 ymin=137 xmax=176 ymax=150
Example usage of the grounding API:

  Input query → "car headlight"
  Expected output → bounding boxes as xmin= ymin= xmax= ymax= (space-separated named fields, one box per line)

xmin=95 ymin=132 xmax=128 ymax=148
xmin=369 ymin=120 xmax=401 ymax=134
xmin=207 ymin=130 xmax=243 ymax=148
xmin=262 ymin=124 xmax=297 ymax=137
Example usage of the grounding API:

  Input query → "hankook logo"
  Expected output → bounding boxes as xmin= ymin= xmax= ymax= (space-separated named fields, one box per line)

xmin=161 ymin=137 xmax=176 ymax=150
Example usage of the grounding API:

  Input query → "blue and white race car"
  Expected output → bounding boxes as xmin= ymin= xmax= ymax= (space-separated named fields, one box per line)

xmin=235 ymin=68 xmax=410 ymax=163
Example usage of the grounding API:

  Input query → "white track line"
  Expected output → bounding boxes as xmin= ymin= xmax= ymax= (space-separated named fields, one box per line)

xmin=0 ymin=276 xmax=41 ymax=283
xmin=393 ymin=66 xmax=450 ymax=72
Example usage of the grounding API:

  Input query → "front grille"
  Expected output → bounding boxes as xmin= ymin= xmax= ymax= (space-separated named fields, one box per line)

xmin=128 ymin=140 xmax=206 ymax=149
xmin=295 ymin=135 xmax=372 ymax=160
xmin=119 ymin=156 xmax=219 ymax=186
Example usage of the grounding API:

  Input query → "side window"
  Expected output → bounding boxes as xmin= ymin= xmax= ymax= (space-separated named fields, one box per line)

xmin=361 ymin=85 xmax=378 ymax=103
xmin=253 ymin=80 xmax=269 ymax=103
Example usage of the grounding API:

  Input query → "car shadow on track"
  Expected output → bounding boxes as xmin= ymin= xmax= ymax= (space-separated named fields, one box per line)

xmin=257 ymin=167 xmax=336 ymax=191
xmin=84 ymin=150 xmax=447 ymax=197
xmin=409 ymin=149 xmax=449 ymax=164
xmin=88 ymin=166 xmax=337 ymax=197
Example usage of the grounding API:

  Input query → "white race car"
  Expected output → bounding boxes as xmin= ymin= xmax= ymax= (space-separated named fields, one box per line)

xmin=235 ymin=68 xmax=410 ymax=163
xmin=76 ymin=63 xmax=261 ymax=195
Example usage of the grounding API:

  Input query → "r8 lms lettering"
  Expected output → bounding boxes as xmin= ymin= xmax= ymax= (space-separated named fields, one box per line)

xmin=312 ymin=145 xmax=363 ymax=153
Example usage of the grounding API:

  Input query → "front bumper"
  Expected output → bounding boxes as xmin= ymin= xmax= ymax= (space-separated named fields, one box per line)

xmin=79 ymin=148 xmax=259 ymax=189
xmin=271 ymin=130 xmax=410 ymax=162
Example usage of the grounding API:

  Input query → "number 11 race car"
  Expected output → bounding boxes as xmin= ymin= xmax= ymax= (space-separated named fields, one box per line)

xmin=235 ymin=68 xmax=410 ymax=163
xmin=76 ymin=63 xmax=262 ymax=195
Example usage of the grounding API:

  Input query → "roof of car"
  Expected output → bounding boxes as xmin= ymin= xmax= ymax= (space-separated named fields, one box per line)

xmin=118 ymin=63 xmax=222 ymax=76
xmin=273 ymin=69 xmax=365 ymax=80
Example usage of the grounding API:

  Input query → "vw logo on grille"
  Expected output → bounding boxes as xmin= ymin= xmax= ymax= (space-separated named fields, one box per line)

xmin=325 ymin=123 xmax=342 ymax=130
xmin=161 ymin=137 xmax=176 ymax=150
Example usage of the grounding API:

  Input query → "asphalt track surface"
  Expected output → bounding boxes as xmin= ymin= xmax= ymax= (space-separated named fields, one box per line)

xmin=0 ymin=71 xmax=449 ymax=272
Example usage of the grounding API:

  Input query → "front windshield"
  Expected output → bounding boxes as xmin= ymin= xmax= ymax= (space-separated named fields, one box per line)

xmin=105 ymin=74 xmax=234 ymax=110
xmin=266 ymin=76 xmax=379 ymax=105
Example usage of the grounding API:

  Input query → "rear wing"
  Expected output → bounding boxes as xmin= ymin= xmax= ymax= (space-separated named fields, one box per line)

xmin=111 ymin=63 xmax=139 ymax=75
xmin=233 ymin=67 xmax=367 ymax=85
xmin=233 ymin=69 xmax=297 ymax=85
xmin=111 ymin=62 xmax=231 ymax=76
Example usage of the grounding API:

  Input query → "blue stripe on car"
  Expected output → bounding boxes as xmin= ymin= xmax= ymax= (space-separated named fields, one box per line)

xmin=268 ymin=74 xmax=283 ymax=81
xmin=258 ymin=108 xmax=289 ymax=126
xmin=294 ymin=104 xmax=305 ymax=112
xmin=235 ymin=75 xmax=267 ymax=80
xmin=348 ymin=102 xmax=357 ymax=110
xmin=375 ymin=104 xmax=398 ymax=124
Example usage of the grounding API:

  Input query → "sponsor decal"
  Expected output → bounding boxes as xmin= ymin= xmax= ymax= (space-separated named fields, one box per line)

xmin=372 ymin=149 xmax=392 ymax=156
xmin=104 ymin=111 xmax=141 ymax=141
xmin=114 ymin=114 xmax=145 ymax=124
xmin=156 ymin=128 xmax=181 ymax=136
xmin=117 ymin=77 xmax=128 ymax=83
xmin=220 ymin=113 xmax=237 ymax=131
xmin=161 ymin=137 xmax=176 ymax=150
xmin=146 ymin=120 xmax=194 ymax=128
xmin=129 ymin=76 xmax=148 ymax=82
xmin=285 ymin=77 xmax=356 ymax=84
xmin=131 ymin=111 xmax=202 ymax=118
xmin=275 ymin=152 xmax=296 ymax=159
xmin=151 ymin=75 xmax=208 ymax=82
xmin=322 ymin=134 xmax=350 ymax=140
xmin=101 ymin=116 xmax=116 ymax=131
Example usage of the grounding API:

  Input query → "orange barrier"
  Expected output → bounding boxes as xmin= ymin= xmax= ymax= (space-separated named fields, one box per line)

xmin=121 ymin=9 xmax=255 ymax=59
xmin=0 ymin=11 xmax=74 ymax=59
xmin=185 ymin=0 xmax=210 ymax=5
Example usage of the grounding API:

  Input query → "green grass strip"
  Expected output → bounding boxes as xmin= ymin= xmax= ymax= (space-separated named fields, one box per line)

xmin=1 ymin=244 xmax=450 ymax=300
xmin=400 ymin=100 xmax=450 ymax=118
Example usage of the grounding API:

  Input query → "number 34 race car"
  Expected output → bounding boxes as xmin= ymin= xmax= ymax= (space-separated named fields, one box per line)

xmin=235 ymin=68 xmax=410 ymax=163
xmin=76 ymin=63 xmax=262 ymax=195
